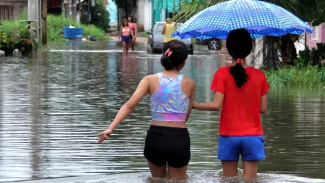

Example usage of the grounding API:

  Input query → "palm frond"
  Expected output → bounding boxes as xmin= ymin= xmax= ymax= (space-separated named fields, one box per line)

xmin=172 ymin=0 xmax=227 ymax=23
xmin=172 ymin=0 xmax=325 ymax=25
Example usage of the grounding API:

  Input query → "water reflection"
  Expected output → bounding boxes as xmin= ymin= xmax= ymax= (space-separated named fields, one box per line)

xmin=0 ymin=42 xmax=325 ymax=182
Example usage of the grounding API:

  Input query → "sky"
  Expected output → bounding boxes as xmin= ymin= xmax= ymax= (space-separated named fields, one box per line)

xmin=106 ymin=0 xmax=117 ymax=22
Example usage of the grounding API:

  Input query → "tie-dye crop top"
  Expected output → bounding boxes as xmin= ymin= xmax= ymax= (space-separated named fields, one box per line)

xmin=150 ymin=73 xmax=190 ymax=122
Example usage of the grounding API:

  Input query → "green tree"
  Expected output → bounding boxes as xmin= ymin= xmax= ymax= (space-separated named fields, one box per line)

xmin=172 ymin=0 xmax=325 ymax=68
xmin=172 ymin=0 xmax=325 ymax=25
xmin=90 ymin=0 xmax=110 ymax=32
xmin=112 ymin=0 xmax=131 ymax=17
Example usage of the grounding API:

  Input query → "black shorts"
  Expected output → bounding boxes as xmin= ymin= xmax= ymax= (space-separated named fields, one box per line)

xmin=144 ymin=125 xmax=191 ymax=168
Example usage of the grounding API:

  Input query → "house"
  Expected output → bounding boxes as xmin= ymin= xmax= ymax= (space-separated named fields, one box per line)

xmin=117 ymin=0 xmax=182 ymax=32
xmin=151 ymin=0 xmax=180 ymax=24
xmin=48 ymin=0 xmax=107 ymax=24
xmin=0 ymin=0 xmax=27 ymax=20
xmin=48 ymin=0 xmax=62 ymax=15
xmin=306 ymin=23 xmax=325 ymax=49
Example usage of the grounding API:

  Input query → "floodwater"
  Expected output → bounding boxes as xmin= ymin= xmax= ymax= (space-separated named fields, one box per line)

xmin=0 ymin=41 xmax=325 ymax=183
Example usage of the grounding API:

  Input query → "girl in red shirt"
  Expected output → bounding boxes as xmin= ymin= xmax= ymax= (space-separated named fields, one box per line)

xmin=193 ymin=29 xmax=270 ymax=180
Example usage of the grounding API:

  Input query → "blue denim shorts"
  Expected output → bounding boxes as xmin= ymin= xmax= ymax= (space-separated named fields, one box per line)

xmin=121 ymin=35 xmax=130 ymax=43
xmin=218 ymin=136 xmax=266 ymax=161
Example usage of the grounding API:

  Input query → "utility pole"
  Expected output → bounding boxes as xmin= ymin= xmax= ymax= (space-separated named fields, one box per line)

xmin=41 ymin=0 xmax=47 ymax=45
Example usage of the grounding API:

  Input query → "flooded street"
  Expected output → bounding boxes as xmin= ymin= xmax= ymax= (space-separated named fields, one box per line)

xmin=0 ymin=41 xmax=325 ymax=183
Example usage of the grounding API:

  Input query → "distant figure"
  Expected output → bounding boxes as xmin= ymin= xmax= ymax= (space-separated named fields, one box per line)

xmin=162 ymin=18 xmax=176 ymax=53
xmin=98 ymin=40 xmax=195 ymax=180
xmin=128 ymin=16 xmax=137 ymax=51
xmin=119 ymin=18 xmax=133 ymax=54
xmin=193 ymin=29 xmax=270 ymax=181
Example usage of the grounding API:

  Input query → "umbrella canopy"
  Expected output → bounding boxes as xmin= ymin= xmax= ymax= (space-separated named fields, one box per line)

xmin=173 ymin=0 xmax=313 ymax=40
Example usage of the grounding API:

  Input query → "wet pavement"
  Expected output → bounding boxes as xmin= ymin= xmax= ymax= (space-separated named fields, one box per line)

xmin=0 ymin=41 xmax=325 ymax=183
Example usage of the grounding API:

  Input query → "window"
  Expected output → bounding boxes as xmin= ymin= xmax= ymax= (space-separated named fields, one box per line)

xmin=0 ymin=6 xmax=14 ymax=20
xmin=155 ymin=24 xmax=164 ymax=35
xmin=311 ymin=26 xmax=319 ymax=41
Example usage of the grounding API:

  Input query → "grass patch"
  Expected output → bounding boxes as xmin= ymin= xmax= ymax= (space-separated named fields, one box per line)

xmin=1 ymin=12 xmax=109 ymax=43
xmin=47 ymin=14 xmax=109 ymax=42
xmin=138 ymin=32 xmax=149 ymax=38
xmin=264 ymin=66 xmax=325 ymax=89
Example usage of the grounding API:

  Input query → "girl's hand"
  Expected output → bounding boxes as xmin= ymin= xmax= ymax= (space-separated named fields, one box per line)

xmin=98 ymin=129 xmax=113 ymax=144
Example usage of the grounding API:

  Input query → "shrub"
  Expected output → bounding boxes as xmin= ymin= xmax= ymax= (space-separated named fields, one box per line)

xmin=47 ymin=14 xmax=109 ymax=42
xmin=264 ymin=66 xmax=325 ymax=89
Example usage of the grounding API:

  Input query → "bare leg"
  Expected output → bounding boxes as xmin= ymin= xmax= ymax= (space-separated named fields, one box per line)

xmin=242 ymin=160 xmax=259 ymax=180
xmin=147 ymin=161 xmax=167 ymax=178
xmin=122 ymin=42 xmax=126 ymax=54
xmin=221 ymin=160 xmax=238 ymax=177
xmin=168 ymin=165 xmax=188 ymax=180
xmin=131 ymin=37 xmax=136 ymax=51
xmin=125 ymin=43 xmax=129 ymax=54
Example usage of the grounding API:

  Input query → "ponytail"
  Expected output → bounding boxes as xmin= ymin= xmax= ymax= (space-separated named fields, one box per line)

xmin=161 ymin=54 xmax=174 ymax=70
xmin=160 ymin=41 xmax=188 ymax=70
xmin=229 ymin=59 xmax=248 ymax=88
xmin=226 ymin=29 xmax=252 ymax=88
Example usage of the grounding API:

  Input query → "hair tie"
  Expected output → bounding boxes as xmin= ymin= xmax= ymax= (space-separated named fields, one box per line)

xmin=236 ymin=59 xmax=244 ymax=64
xmin=165 ymin=48 xmax=173 ymax=57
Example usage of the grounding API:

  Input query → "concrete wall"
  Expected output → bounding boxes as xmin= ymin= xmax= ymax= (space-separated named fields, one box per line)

xmin=246 ymin=38 xmax=264 ymax=68
xmin=0 ymin=0 xmax=27 ymax=20
xmin=137 ymin=0 xmax=152 ymax=31
xmin=137 ymin=0 xmax=144 ymax=31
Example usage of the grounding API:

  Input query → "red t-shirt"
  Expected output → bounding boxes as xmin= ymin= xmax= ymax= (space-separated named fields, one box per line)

xmin=210 ymin=66 xmax=270 ymax=136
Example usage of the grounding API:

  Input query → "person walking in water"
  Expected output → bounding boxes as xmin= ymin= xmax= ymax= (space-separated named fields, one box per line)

xmin=98 ymin=40 xmax=196 ymax=180
xmin=119 ymin=18 xmax=132 ymax=54
xmin=128 ymin=16 xmax=137 ymax=51
xmin=162 ymin=18 xmax=176 ymax=53
xmin=193 ymin=29 xmax=270 ymax=181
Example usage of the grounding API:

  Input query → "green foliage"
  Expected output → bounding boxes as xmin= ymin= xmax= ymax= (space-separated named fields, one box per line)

xmin=298 ymin=44 xmax=325 ymax=67
xmin=0 ymin=21 xmax=27 ymax=34
xmin=112 ymin=0 xmax=126 ymax=8
xmin=265 ymin=0 xmax=325 ymax=26
xmin=0 ymin=18 xmax=32 ymax=52
xmin=264 ymin=66 xmax=325 ymax=89
xmin=47 ymin=14 xmax=109 ymax=42
xmin=18 ymin=9 xmax=28 ymax=20
xmin=80 ymin=24 xmax=109 ymax=40
xmin=90 ymin=0 xmax=110 ymax=32
xmin=138 ymin=32 xmax=149 ymax=38
xmin=172 ymin=0 xmax=227 ymax=23
xmin=16 ymin=38 xmax=33 ymax=53
xmin=0 ymin=32 xmax=16 ymax=50
xmin=172 ymin=0 xmax=325 ymax=25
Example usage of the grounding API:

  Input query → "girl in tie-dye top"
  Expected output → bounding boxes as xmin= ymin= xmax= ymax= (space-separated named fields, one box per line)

xmin=98 ymin=40 xmax=196 ymax=180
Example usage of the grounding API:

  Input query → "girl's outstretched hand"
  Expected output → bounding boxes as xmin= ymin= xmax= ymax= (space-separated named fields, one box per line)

xmin=98 ymin=129 xmax=113 ymax=144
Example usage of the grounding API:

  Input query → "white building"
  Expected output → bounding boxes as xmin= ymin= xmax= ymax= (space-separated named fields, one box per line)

xmin=136 ymin=0 xmax=152 ymax=31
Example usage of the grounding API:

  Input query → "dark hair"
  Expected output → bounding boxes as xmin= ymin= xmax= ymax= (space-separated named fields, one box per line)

xmin=128 ymin=16 xmax=134 ymax=23
xmin=226 ymin=28 xmax=252 ymax=88
xmin=122 ymin=18 xmax=128 ymax=26
xmin=160 ymin=40 xmax=188 ymax=70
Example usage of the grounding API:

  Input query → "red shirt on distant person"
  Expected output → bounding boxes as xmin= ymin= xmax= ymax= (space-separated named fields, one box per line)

xmin=210 ymin=66 xmax=270 ymax=136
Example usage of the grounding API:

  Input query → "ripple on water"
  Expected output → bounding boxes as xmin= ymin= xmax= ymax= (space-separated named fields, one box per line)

xmin=19 ymin=171 xmax=325 ymax=183
xmin=1 ymin=42 xmax=325 ymax=182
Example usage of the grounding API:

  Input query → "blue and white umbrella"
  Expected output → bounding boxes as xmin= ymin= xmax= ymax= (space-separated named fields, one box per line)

xmin=173 ymin=0 xmax=313 ymax=40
